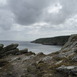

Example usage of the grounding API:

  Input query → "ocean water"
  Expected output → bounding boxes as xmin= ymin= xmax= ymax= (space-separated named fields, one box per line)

xmin=0 ymin=40 xmax=62 ymax=54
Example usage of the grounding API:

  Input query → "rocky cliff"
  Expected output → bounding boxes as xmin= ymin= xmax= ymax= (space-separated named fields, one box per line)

xmin=31 ymin=36 xmax=70 ymax=45
xmin=0 ymin=34 xmax=77 ymax=77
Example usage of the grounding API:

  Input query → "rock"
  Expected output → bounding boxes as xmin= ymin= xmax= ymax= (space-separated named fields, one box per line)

xmin=1 ymin=34 xmax=77 ymax=77
xmin=37 ymin=52 xmax=45 ymax=56
xmin=61 ymin=34 xmax=77 ymax=51
xmin=19 ymin=48 xmax=28 ymax=54
xmin=57 ymin=34 xmax=77 ymax=58
xmin=74 ymin=49 xmax=77 ymax=53
xmin=0 ymin=44 xmax=4 ymax=51
xmin=3 ymin=48 xmax=19 ymax=56
xmin=0 ymin=59 xmax=9 ymax=67
xmin=38 ymin=56 xmax=52 ymax=63
xmin=72 ymin=55 xmax=77 ymax=62
xmin=3 ymin=44 xmax=18 ymax=52
xmin=42 ymin=74 xmax=52 ymax=77
xmin=0 ymin=44 xmax=19 ymax=58
xmin=57 ymin=65 xmax=77 ymax=76
xmin=23 ymin=51 xmax=35 ymax=56
xmin=56 ymin=60 xmax=63 ymax=65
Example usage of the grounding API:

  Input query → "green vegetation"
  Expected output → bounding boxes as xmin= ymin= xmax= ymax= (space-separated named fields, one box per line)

xmin=31 ymin=36 xmax=70 ymax=45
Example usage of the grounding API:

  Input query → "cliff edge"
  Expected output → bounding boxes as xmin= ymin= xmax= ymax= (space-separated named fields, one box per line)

xmin=0 ymin=34 xmax=77 ymax=77
xmin=31 ymin=36 xmax=70 ymax=45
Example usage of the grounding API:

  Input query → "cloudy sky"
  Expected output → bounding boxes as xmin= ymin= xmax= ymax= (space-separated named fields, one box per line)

xmin=0 ymin=0 xmax=77 ymax=41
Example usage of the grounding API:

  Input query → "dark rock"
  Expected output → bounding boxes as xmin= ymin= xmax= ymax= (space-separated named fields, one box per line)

xmin=0 ymin=59 xmax=9 ymax=67
xmin=25 ymin=51 xmax=35 ymax=56
xmin=19 ymin=48 xmax=28 ymax=54
xmin=0 ymin=44 xmax=4 ymax=51
xmin=57 ymin=66 xmax=77 ymax=76
xmin=0 ymin=44 xmax=18 ymax=55
xmin=37 ymin=52 xmax=45 ymax=56
xmin=3 ymin=44 xmax=18 ymax=52
xmin=31 ymin=36 xmax=70 ymax=46
xmin=0 ymin=44 xmax=19 ymax=58
xmin=74 ymin=50 xmax=77 ymax=53
xmin=3 ymin=48 xmax=19 ymax=56
xmin=72 ymin=55 xmax=77 ymax=62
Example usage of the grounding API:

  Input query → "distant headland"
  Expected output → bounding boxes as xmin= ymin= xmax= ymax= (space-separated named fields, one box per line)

xmin=31 ymin=35 xmax=70 ymax=45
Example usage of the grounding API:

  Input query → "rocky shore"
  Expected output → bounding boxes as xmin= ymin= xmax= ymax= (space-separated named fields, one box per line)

xmin=0 ymin=34 xmax=77 ymax=77
xmin=31 ymin=36 xmax=70 ymax=45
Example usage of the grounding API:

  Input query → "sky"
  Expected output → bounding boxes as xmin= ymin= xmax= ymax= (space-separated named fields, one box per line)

xmin=0 ymin=0 xmax=77 ymax=41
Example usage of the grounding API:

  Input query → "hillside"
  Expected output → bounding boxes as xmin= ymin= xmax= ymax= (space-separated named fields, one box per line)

xmin=31 ymin=36 xmax=70 ymax=45
xmin=1 ymin=34 xmax=77 ymax=77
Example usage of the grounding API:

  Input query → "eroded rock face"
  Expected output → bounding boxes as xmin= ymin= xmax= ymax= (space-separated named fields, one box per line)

xmin=57 ymin=66 xmax=77 ymax=76
xmin=3 ymin=44 xmax=18 ymax=52
xmin=0 ymin=44 xmax=19 ymax=58
xmin=0 ymin=44 xmax=33 ymax=58
xmin=57 ymin=34 xmax=77 ymax=58
xmin=61 ymin=34 xmax=77 ymax=51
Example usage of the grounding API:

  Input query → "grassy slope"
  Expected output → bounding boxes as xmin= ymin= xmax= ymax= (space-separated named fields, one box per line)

xmin=32 ymin=36 xmax=70 ymax=45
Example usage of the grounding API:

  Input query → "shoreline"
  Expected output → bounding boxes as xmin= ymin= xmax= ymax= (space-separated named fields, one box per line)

xmin=1 ymin=34 xmax=77 ymax=77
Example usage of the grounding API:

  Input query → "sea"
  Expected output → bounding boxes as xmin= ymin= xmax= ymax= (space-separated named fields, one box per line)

xmin=0 ymin=40 xmax=62 ymax=54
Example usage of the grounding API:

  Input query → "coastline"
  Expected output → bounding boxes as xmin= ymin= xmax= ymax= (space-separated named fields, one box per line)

xmin=31 ymin=35 xmax=70 ymax=46
xmin=0 ymin=34 xmax=77 ymax=77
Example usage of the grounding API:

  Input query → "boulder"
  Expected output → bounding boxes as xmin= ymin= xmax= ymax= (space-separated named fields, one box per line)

xmin=0 ymin=44 xmax=19 ymax=55
xmin=0 ymin=48 xmax=19 ymax=57
xmin=3 ymin=48 xmax=19 ymax=56
xmin=3 ymin=44 xmax=18 ymax=52
xmin=19 ymin=48 xmax=28 ymax=54
xmin=0 ymin=44 xmax=19 ymax=57
xmin=57 ymin=34 xmax=77 ymax=58
xmin=37 ymin=52 xmax=45 ymax=56
xmin=57 ymin=65 xmax=77 ymax=76
xmin=0 ymin=44 xmax=4 ymax=50
xmin=72 ymin=55 xmax=77 ymax=62
xmin=38 ymin=56 xmax=52 ymax=63
xmin=0 ymin=59 xmax=9 ymax=67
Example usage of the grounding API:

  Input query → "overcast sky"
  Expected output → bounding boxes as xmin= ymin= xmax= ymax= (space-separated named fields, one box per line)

xmin=0 ymin=0 xmax=77 ymax=41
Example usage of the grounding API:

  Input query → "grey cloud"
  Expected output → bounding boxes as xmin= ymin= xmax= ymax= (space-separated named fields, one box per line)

xmin=44 ymin=0 xmax=77 ymax=25
xmin=8 ymin=0 xmax=57 ymax=25
xmin=0 ymin=0 xmax=77 ymax=41
xmin=8 ymin=0 xmax=77 ymax=26
xmin=0 ymin=10 xmax=14 ymax=30
xmin=0 ymin=2 xmax=14 ymax=30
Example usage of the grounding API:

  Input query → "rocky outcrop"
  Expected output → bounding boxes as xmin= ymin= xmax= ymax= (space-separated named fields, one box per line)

xmin=31 ymin=35 xmax=70 ymax=45
xmin=0 ymin=44 xmax=35 ymax=58
xmin=0 ymin=44 xmax=4 ymax=51
xmin=57 ymin=66 xmax=77 ymax=76
xmin=57 ymin=34 xmax=77 ymax=58
xmin=1 ymin=34 xmax=77 ymax=77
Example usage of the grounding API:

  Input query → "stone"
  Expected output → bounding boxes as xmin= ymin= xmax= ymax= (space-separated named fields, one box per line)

xmin=0 ymin=59 xmax=9 ymax=67
xmin=0 ymin=44 xmax=4 ymax=50
xmin=3 ymin=48 xmax=19 ymax=56
xmin=39 ymin=56 xmax=52 ymax=63
xmin=72 ymin=55 xmax=77 ymax=62
xmin=57 ymin=34 xmax=77 ymax=58
xmin=37 ymin=52 xmax=45 ymax=56
xmin=3 ymin=44 xmax=18 ymax=52
xmin=19 ymin=48 xmax=28 ymax=54
xmin=57 ymin=65 xmax=77 ymax=75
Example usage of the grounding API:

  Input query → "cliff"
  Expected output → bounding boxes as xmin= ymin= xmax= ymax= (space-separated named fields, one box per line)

xmin=31 ymin=35 xmax=70 ymax=45
xmin=0 ymin=34 xmax=77 ymax=77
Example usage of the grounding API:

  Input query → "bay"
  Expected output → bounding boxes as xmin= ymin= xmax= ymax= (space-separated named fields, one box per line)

xmin=0 ymin=40 xmax=62 ymax=54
